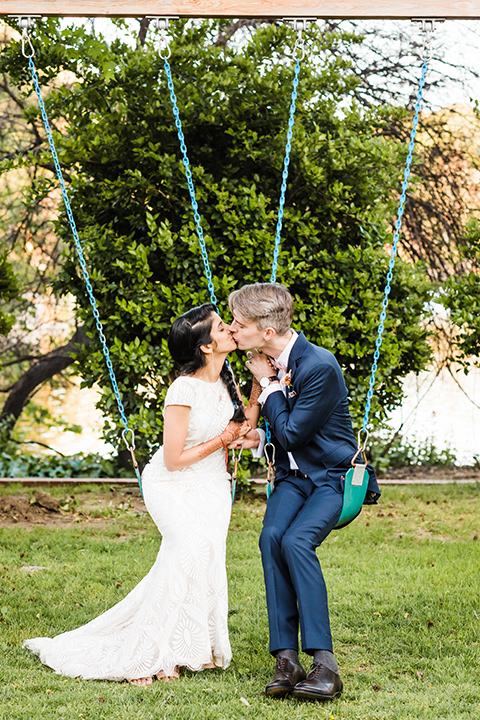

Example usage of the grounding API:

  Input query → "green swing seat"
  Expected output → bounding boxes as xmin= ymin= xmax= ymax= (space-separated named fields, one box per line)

xmin=266 ymin=458 xmax=369 ymax=529
xmin=335 ymin=462 xmax=369 ymax=529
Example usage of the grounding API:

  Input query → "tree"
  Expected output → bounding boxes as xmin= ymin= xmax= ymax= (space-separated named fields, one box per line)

xmin=325 ymin=20 xmax=480 ymax=281
xmin=440 ymin=218 xmax=480 ymax=364
xmin=0 ymin=20 xmax=85 ymax=441
xmin=0 ymin=250 xmax=18 ymax=339
xmin=0 ymin=19 xmax=433 ymax=457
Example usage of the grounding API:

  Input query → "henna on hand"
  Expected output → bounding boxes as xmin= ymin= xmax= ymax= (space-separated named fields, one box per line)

xmin=220 ymin=420 xmax=251 ymax=444
xmin=248 ymin=378 xmax=262 ymax=406
xmin=196 ymin=421 xmax=251 ymax=461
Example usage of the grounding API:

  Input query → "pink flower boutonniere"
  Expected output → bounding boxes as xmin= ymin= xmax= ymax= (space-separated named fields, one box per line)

xmin=280 ymin=370 xmax=292 ymax=387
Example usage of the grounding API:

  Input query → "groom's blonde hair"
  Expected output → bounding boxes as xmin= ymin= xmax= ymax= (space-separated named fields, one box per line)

xmin=228 ymin=283 xmax=294 ymax=336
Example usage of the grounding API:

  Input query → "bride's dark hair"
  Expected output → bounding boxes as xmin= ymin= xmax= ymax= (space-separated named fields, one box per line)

xmin=168 ymin=304 xmax=246 ymax=422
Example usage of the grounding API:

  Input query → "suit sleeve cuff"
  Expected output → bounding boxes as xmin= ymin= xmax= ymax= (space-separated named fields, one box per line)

xmin=250 ymin=428 xmax=266 ymax=458
xmin=258 ymin=382 xmax=282 ymax=405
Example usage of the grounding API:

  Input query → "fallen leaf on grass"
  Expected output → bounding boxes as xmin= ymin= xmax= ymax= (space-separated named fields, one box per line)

xmin=240 ymin=697 xmax=250 ymax=706
xmin=21 ymin=566 xmax=48 ymax=572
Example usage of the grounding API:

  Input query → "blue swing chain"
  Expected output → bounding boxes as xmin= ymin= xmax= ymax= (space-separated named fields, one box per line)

xmin=270 ymin=53 xmax=302 ymax=284
xmin=360 ymin=55 xmax=429 ymax=439
xmin=265 ymin=27 xmax=304 ymax=463
xmin=22 ymin=28 xmax=144 ymax=497
xmin=155 ymin=20 xmax=433 ymax=502
xmin=267 ymin=26 xmax=432 ymax=484
xmin=22 ymin=13 xmax=428 ymax=501
xmin=161 ymin=54 xmax=217 ymax=307
xmin=157 ymin=21 xmax=303 ymax=497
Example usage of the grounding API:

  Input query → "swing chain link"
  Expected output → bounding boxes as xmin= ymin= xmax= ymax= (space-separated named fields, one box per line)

xmin=23 ymin=37 xmax=143 ymax=497
xmin=270 ymin=20 xmax=309 ymax=285
xmin=162 ymin=55 xmax=218 ymax=307
xmin=361 ymin=47 xmax=429 ymax=435
xmin=266 ymin=18 xmax=312 ymax=448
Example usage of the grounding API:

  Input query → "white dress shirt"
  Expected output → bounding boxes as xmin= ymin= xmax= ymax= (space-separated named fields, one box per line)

xmin=252 ymin=330 xmax=299 ymax=469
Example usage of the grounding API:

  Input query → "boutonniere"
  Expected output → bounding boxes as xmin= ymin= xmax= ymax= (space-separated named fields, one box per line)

xmin=280 ymin=370 xmax=292 ymax=386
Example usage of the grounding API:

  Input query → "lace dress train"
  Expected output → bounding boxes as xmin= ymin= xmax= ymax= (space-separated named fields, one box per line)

xmin=24 ymin=376 xmax=234 ymax=680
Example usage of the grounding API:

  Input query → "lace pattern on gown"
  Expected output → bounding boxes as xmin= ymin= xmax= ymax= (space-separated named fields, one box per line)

xmin=24 ymin=376 xmax=234 ymax=680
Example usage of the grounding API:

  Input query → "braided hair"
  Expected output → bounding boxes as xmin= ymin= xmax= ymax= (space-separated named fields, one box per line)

xmin=168 ymin=304 xmax=246 ymax=423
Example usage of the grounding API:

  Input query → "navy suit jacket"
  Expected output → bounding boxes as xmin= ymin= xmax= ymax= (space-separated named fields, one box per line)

xmin=262 ymin=332 xmax=380 ymax=501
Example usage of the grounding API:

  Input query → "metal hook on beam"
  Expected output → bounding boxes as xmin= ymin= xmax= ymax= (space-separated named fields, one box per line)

xmin=9 ymin=15 xmax=41 ymax=59
xmin=147 ymin=16 xmax=178 ymax=59
xmin=283 ymin=17 xmax=316 ymax=61
xmin=412 ymin=18 xmax=445 ymax=61
xmin=18 ymin=17 xmax=39 ymax=58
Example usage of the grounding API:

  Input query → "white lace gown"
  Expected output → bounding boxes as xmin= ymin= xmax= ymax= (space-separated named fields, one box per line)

xmin=24 ymin=376 xmax=234 ymax=680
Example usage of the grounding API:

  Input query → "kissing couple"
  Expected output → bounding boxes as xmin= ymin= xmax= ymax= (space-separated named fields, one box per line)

xmin=24 ymin=282 xmax=379 ymax=701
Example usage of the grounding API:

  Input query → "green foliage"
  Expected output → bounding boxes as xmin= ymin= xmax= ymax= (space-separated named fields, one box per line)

xmin=0 ymin=447 xmax=132 ymax=478
xmin=441 ymin=218 xmax=480 ymax=364
xmin=0 ymin=250 xmax=19 ymax=339
xmin=370 ymin=432 xmax=457 ymax=473
xmin=0 ymin=20 xmax=432 ymax=455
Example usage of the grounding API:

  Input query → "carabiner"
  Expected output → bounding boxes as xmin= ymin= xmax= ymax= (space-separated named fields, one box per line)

xmin=121 ymin=427 xmax=136 ymax=452
xmin=17 ymin=17 xmax=36 ymax=59
xmin=150 ymin=16 xmax=173 ymax=59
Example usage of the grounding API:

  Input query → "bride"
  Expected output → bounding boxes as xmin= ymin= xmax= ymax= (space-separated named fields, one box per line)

xmin=24 ymin=304 xmax=252 ymax=685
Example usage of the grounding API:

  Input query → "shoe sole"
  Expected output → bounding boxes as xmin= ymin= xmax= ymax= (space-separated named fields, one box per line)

xmin=292 ymin=688 xmax=342 ymax=701
xmin=265 ymin=686 xmax=294 ymax=699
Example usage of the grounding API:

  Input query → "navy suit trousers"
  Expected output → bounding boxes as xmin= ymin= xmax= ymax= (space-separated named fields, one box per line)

xmin=259 ymin=474 xmax=343 ymax=655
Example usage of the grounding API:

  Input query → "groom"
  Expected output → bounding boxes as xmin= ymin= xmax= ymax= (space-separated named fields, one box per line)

xmin=228 ymin=282 xmax=379 ymax=701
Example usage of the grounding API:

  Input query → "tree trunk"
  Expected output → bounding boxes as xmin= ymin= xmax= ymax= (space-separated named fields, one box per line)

xmin=0 ymin=326 xmax=90 ymax=437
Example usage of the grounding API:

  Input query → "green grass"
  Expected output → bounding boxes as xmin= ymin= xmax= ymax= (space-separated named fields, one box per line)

xmin=1 ymin=483 xmax=480 ymax=719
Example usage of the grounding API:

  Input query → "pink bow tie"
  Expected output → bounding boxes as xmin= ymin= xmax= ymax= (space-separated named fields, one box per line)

xmin=270 ymin=358 xmax=286 ymax=373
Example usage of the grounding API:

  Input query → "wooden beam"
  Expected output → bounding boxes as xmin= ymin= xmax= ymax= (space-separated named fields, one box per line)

xmin=1 ymin=1 xmax=480 ymax=20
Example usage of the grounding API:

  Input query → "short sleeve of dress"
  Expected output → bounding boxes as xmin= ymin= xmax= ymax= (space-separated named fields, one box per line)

xmin=163 ymin=377 xmax=196 ymax=413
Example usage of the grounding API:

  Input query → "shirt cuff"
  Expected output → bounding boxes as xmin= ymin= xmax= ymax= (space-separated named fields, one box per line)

xmin=251 ymin=428 xmax=266 ymax=458
xmin=258 ymin=382 xmax=282 ymax=405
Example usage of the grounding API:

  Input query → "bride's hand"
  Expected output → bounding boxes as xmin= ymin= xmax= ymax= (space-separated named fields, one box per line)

xmin=245 ymin=350 xmax=275 ymax=382
xmin=220 ymin=420 xmax=251 ymax=445
xmin=228 ymin=429 xmax=261 ymax=450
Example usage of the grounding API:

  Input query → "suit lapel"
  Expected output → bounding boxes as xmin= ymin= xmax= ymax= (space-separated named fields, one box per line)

xmin=288 ymin=332 xmax=308 ymax=374
xmin=286 ymin=332 xmax=308 ymax=405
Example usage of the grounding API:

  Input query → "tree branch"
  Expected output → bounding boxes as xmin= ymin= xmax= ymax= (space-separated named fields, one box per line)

xmin=0 ymin=326 xmax=90 ymax=437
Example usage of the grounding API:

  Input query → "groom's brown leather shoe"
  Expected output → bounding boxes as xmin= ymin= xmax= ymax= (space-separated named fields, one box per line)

xmin=265 ymin=656 xmax=306 ymax=698
xmin=292 ymin=663 xmax=343 ymax=701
